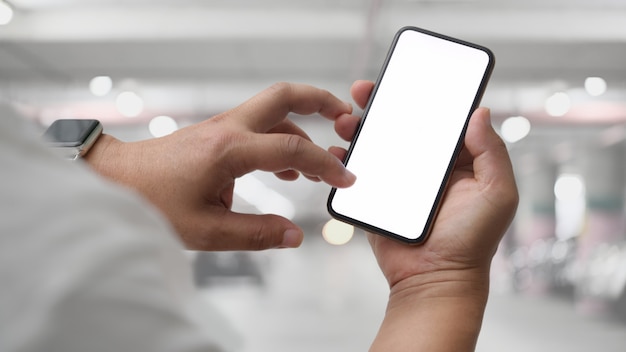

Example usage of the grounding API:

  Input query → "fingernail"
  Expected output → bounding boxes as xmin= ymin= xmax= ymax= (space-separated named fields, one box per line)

xmin=344 ymin=102 xmax=353 ymax=113
xmin=280 ymin=229 xmax=303 ymax=248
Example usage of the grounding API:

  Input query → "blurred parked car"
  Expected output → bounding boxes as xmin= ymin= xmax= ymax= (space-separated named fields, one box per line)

xmin=193 ymin=251 xmax=266 ymax=287
xmin=546 ymin=238 xmax=578 ymax=296
xmin=575 ymin=241 xmax=626 ymax=319
xmin=509 ymin=237 xmax=577 ymax=296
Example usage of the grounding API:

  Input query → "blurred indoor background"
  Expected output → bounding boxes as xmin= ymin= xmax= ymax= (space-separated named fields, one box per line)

xmin=3 ymin=0 xmax=626 ymax=351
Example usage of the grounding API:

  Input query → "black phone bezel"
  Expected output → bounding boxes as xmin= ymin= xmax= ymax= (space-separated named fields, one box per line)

xmin=327 ymin=26 xmax=495 ymax=245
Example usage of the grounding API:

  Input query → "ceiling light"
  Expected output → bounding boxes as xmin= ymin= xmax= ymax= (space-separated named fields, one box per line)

xmin=322 ymin=219 xmax=354 ymax=246
xmin=149 ymin=115 xmax=178 ymax=138
xmin=116 ymin=91 xmax=144 ymax=118
xmin=545 ymin=92 xmax=571 ymax=117
xmin=584 ymin=77 xmax=607 ymax=97
xmin=89 ymin=76 xmax=113 ymax=97
xmin=554 ymin=174 xmax=585 ymax=202
xmin=500 ymin=116 xmax=531 ymax=143
xmin=0 ymin=1 xmax=14 ymax=25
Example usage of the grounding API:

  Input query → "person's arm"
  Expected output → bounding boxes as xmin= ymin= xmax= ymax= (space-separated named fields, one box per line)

xmin=338 ymin=80 xmax=518 ymax=351
xmin=80 ymin=79 xmax=516 ymax=351
xmin=371 ymin=271 xmax=489 ymax=351
xmin=84 ymin=82 xmax=356 ymax=251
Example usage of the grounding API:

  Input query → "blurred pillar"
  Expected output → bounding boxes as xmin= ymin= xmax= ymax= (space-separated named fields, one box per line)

xmin=576 ymin=142 xmax=626 ymax=315
xmin=512 ymin=154 xmax=557 ymax=293
xmin=579 ymin=143 xmax=625 ymax=255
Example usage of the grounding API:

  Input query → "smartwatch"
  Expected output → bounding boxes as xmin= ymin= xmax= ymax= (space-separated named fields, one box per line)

xmin=42 ymin=119 xmax=103 ymax=160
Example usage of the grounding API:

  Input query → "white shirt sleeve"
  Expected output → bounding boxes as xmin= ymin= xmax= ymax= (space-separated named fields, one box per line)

xmin=0 ymin=106 xmax=241 ymax=352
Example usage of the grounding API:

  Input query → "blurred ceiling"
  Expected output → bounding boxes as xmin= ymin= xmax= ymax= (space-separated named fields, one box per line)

xmin=2 ymin=0 xmax=626 ymax=120
xmin=1 ymin=0 xmax=625 ymax=224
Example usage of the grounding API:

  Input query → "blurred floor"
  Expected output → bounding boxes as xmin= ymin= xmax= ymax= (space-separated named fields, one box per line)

xmin=196 ymin=233 xmax=626 ymax=352
xmin=479 ymin=294 xmax=626 ymax=352
xmin=197 ymin=233 xmax=387 ymax=352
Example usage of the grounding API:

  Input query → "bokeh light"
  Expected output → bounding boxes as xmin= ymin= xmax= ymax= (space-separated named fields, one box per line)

xmin=89 ymin=76 xmax=113 ymax=97
xmin=0 ymin=1 xmax=14 ymax=25
xmin=322 ymin=219 xmax=354 ymax=245
xmin=545 ymin=92 xmax=571 ymax=117
xmin=501 ymin=116 xmax=531 ymax=143
xmin=149 ymin=115 xmax=178 ymax=137
xmin=585 ymin=76 xmax=607 ymax=97
xmin=554 ymin=174 xmax=585 ymax=202
xmin=116 ymin=91 xmax=144 ymax=118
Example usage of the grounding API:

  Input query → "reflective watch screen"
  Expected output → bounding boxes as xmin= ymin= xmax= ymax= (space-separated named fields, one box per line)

xmin=43 ymin=119 xmax=101 ymax=147
xmin=328 ymin=27 xmax=493 ymax=244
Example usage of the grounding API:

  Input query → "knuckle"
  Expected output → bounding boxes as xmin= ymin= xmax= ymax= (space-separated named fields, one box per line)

xmin=248 ymin=221 xmax=278 ymax=250
xmin=268 ymin=82 xmax=293 ymax=100
xmin=209 ymin=111 xmax=228 ymax=123
xmin=319 ymin=88 xmax=332 ymax=102
xmin=200 ymin=127 xmax=251 ymax=173
xmin=281 ymin=134 xmax=307 ymax=160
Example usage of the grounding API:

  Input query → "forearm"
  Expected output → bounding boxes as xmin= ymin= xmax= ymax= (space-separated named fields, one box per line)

xmin=370 ymin=271 xmax=489 ymax=352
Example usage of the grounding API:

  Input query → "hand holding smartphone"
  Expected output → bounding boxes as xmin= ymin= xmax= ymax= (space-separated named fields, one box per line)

xmin=327 ymin=26 xmax=495 ymax=244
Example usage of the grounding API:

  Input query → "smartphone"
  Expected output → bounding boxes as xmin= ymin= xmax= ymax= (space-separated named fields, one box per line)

xmin=327 ymin=26 xmax=494 ymax=244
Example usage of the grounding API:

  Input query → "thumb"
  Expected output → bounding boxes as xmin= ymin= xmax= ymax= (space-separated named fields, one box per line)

xmin=184 ymin=210 xmax=304 ymax=251
xmin=464 ymin=108 xmax=500 ymax=157
xmin=465 ymin=108 xmax=515 ymax=185
xmin=464 ymin=107 xmax=519 ymax=235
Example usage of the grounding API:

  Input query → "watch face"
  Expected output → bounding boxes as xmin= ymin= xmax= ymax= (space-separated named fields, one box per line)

xmin=43 ymin=119 xmax=101 ymax=147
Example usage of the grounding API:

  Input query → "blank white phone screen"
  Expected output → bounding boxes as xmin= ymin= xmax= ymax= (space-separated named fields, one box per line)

xmin=330 ymin=28 xmax=491 ymax=241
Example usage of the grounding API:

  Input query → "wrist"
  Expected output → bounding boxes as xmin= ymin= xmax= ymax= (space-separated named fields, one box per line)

xmin=83 ymin=134 xmax=125 ymax=179
xmin=371 ymin=270 xmax=490 ymax=352
xmin=386 ymin=270 xmax=490 ymax=328
xmin=388 ymin=268 xmax=490 ymax=305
